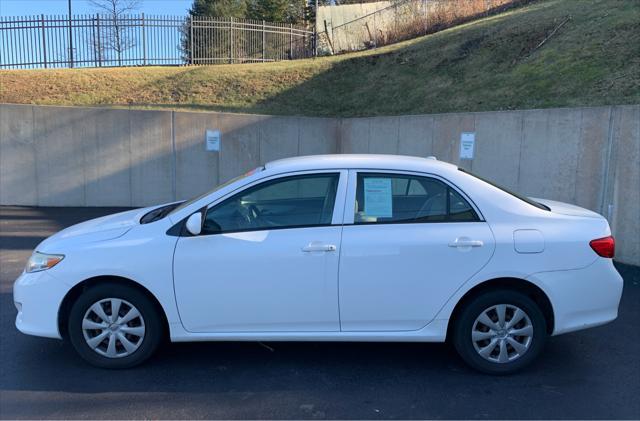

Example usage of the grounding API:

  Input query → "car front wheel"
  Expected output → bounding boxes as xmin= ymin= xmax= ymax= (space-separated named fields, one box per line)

xmin=452 ymin=290 xmax=547 ymax=375
xmin=67 ymin=283 xmax=163 ymax=368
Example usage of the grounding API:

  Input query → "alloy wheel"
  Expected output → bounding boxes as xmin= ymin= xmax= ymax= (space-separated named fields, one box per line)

xmin=81 ymin=298 xmax=146 ymax=358
xmin=471 ymin=304 xmax=533 ymax=363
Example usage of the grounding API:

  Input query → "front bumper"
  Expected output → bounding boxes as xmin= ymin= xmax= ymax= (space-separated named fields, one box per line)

xmin=529 ymin=258 xmax=624 ymax=336
xmin=13 ymin=270 xmax=70 ymax=339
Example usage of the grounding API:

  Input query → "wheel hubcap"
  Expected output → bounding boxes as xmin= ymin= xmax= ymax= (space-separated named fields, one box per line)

xmin=82 ymin=298 xmax=145 ymax=359
xmin=471 ymin=304 xmax=533 ymax=364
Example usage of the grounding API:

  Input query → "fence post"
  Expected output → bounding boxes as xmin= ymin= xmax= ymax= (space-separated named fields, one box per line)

xmin=373 ymin=13 xmax=378 ymax=47
xmin=394 ymin=1 xmax=398 ymax=38
xmin=141 ymin=12 xmax=146 ymax=65
xmin=422 ymin=0 xmax=427 ymax=33
xmin=189 ymin=15 xmax=194 ymax=64
xmin=313 ymin=24 xmax=317 ymax=57
xmin=324 ymin=20 xmax=334 ymax=55
xmin=67 ymin=7 xmax=73 ymax=67
xmin=330 ymin=21 xmax=335 ymax=54
xmin=314 ymin=0 xmax=318 ymax=57
xmin=91 ymin=15 xmax=97 ymax=66
xmin=289 ymin=23 xmax=293 ymax=59
xmin=262 ymin=20 xmax=266 ymax=62
xmin=96 ymin=14 xmax=102 ymax=67
xmin=40 ymin=14 xmax=47 ymax=68
xmin=229 ymin=17 xmax=234 ymax=64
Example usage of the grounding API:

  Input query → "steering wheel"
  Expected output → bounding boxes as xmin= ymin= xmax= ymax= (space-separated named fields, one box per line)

xmin=236 ymin=202 xmax=262 ymax=228
xmin=247 ymin=204 xmax=261 ymax=220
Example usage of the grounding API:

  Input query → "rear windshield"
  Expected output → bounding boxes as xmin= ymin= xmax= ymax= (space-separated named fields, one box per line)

xmin=458 ymin=168 xmax=550 ymax=211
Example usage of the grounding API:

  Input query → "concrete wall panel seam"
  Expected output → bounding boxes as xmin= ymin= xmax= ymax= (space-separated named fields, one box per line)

xmin=171 ymin=111 xmax=177 ymax=202
xmin=600 ymin=106 xmax=616 ymax=218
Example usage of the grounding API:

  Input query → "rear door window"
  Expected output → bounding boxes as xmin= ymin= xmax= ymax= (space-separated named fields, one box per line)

xmin=354 ymin=173 xmax=479 ymax=224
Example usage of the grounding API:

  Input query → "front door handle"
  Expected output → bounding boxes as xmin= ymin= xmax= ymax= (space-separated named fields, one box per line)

xmin=449 ymin=238 xmax=484 ymax=248
xmin=302 ymin=242 xmax=336 ymax=252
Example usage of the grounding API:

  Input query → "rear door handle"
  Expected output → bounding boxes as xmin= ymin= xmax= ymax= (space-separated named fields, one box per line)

xmin=302 ymin=242 xmax=336 ymax=252
xmin=449 ymin=238 xmax=484 ymax=248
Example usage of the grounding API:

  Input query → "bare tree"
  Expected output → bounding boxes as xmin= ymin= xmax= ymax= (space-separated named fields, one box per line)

xmin=89 ymin=0 xmax=141 ymax=65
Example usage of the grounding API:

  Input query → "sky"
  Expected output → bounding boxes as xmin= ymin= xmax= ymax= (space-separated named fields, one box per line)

xmin=0 ymin=0 xmax=192 ymax=17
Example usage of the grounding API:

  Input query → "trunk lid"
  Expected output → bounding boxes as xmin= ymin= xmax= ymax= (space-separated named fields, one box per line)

xmin=531 ymin=198 xmax=603 ymax=219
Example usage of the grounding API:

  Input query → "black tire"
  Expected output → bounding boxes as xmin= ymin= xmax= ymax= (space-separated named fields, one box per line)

xmin=67 ymin=283 xmax=163 ymax=369
xmin=452 ymin=289 xmax=547 ymax=375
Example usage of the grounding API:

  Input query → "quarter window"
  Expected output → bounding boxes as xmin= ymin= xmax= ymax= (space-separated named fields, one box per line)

xmin=202 ymin=173 xmax=340 ymax=234
xmin=354 ymin=173 xmax=479 ymax=224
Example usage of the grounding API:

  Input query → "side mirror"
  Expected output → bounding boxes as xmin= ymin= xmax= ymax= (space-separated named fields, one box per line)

xmin=185 ymin=212 xmax=202 ymax=236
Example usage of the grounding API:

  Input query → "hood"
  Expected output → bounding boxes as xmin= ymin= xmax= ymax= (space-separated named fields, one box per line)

xmin=37 ymin=206 xmax=158 ymax=252
xmin=531 ymin=198 xmax=603 ymax=219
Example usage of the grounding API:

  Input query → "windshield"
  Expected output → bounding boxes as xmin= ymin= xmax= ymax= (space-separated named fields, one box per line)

xmin=458 ymin=168 xmax=550 ymax=211
xmin=168 ymin=166 xmax=264 ymax=217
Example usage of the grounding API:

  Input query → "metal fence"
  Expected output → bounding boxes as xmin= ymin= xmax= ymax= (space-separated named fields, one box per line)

xmin=0 ymin=14 xmax=315 ymax=69
xmin=189 ymin=17 xmax=314 ymax=64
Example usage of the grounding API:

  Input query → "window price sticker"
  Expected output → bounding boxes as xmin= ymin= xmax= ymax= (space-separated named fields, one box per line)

xmin=364 ymin=178 xmax=393 ymax=218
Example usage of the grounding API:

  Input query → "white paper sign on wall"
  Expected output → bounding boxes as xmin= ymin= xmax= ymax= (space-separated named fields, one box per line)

xmin=460 ymin=132 xmax=475 ymax=159
xmin=205 ymin=130 xmax=221 ymax=151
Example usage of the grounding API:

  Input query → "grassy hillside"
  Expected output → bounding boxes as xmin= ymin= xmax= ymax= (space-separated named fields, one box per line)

xmin=1 ymin=0 xmax=638 ymax=117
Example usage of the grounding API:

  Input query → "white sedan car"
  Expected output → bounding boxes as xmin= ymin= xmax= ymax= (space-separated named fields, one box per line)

xmin=14 ymin=154 xmax=623 ymax=374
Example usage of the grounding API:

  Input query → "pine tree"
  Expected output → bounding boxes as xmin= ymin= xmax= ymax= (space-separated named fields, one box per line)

xmin=188 ymin=0 xmax=248 ymax=19
xmin=246 ymin=0 xmax=307 ymax=24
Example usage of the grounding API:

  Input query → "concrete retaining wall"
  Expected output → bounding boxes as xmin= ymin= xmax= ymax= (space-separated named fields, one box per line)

xmin=1 ymin=104 xmax=638 ymax=265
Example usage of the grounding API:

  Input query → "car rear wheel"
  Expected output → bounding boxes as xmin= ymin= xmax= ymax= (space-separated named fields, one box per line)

xmin=68 ymin=283 xmax=163 ymax=368
xmin=452 ymin=290 xmax=547 ymax=375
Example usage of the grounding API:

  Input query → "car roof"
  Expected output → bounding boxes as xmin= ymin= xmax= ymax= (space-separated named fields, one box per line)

xmin=264 ymin=154 xmax=457 ymax=173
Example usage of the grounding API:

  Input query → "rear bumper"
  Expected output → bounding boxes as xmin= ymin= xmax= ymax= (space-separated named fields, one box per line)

xmin=13 ymin=270 xmax=69 ymax=339
xmin=528 ymin=258 xmax=623 ymax=336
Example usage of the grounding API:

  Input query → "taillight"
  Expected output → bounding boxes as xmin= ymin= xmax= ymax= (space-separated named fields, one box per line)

xmin=590 ymin=236 xmax=615 ymax=258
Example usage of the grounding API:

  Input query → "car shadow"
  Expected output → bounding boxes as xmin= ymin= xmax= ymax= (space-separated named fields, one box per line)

xmin=0 ymin=290 xmax=591 ymax=396
xmin=2 ymin=273 xmax=639 ymax=419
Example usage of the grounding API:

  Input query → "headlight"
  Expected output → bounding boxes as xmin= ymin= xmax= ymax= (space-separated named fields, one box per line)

xmin=25 ymin=252 xmax=64 ymax=273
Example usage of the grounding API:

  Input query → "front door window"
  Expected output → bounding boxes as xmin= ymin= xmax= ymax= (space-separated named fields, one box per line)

xmin=203 ymin=173 xmax=340 ymax=234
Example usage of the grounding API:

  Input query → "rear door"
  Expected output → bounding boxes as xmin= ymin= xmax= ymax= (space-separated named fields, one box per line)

xmin=338 ymin=170 xmax=495 ymax=331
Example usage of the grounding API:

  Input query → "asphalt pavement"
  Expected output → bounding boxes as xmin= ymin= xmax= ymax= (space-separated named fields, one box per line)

xmin=1 ymin=206 xmax=639 ymax=419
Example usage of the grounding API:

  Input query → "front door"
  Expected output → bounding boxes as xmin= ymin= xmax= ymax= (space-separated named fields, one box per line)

xmin=173 ymin=171 xmax=347 ymax=333
xmin=338 ymin=171 xmax=495 ymax=331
